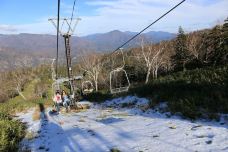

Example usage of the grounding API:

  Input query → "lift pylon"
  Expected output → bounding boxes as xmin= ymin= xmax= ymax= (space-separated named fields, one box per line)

xmin=49 ymin=17 xmax=81 ymax=99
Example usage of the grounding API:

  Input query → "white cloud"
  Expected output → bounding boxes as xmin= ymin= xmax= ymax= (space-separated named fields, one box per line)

xmin=75 ymin=0 xmax=227 ymax=35
xmin=0 ymin=22 xmax=55 ymax=35
xmin=0 ymin=0 xmax=227 ymax=35
xmin=0 ymin=25 xmax=18 ymax=33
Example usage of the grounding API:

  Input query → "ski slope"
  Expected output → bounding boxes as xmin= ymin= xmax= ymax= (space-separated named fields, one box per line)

xmin=18 ymin=96 xmax=228 ymax=152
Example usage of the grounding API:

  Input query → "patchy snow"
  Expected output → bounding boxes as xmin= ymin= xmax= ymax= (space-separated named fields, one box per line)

xmin=18 ymin=96 xmax=228 ymax=152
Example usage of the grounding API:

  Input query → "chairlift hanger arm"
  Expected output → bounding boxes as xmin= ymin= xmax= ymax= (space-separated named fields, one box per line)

xmin=49 ymin=18 xmax=80 ymax=20
xmin=111 ymin=48 xmax=125 ymax=70
xmin=65 ymin=19 xmax=74 ymax=34
xmin=48 ymin=19 xmax=63 ymax=35
xmin=49 ymin=18 xmax=81 ymax=36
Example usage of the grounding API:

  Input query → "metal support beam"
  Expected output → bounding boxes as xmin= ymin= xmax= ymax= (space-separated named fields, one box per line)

xmin=63 ymin=34 xmax=74 ymax=94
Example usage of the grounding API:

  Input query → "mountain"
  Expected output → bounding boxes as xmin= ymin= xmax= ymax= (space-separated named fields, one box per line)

xmin=0 ymin=30 xmax=176 ymax=71
xmin=0 ymin=30 xmax=176 ymax=54
xmin=82 ymin=30 xmax=176 ymax=51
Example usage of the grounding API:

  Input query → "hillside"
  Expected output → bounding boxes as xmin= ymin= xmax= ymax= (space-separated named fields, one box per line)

xmin=0 ymin=30 xmax=175 ymax=53
xmin=0 ymin=30 xmax=175 ymax=71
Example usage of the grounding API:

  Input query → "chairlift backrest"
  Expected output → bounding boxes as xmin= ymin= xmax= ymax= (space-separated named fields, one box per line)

xmin=52 ymin=78 xmax=75 ymax=98
xmin=109 ymin=48 xmax=130 ymax=94
xmin=82 ymin=81 xmax=94 ymax=94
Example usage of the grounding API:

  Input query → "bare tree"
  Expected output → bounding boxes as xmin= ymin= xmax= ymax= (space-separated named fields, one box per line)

xmin=186 ymin=32 xmax=204 ymax=60
xmin=134 ymin=40 xmax=166 ymax=84
xmin=151 ymin=42 xmax=169 ymax=79
xmin=13 ymin=72 xmax=27 ymax=100
xmin=79 ymin=51 xmax=104 ymax=91
xmin=160 ymin=41 xmax=174 ymax=73
xmin=5 ymin=70 xmax=29 ymax=100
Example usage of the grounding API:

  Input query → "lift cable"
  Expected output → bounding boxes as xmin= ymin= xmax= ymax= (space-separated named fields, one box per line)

xmin=69 ymin=0 xmax=77 ymax=33
xmin=111 ymin=0 xmax=186 ymax=55
xmin=56 ymin=0 xmax=61 ymax=79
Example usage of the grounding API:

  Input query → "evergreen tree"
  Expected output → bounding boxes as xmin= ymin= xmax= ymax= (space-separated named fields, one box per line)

xmin=222 ymin=17 xmax=228 ymax=64
xmin=203 ymin=20 xmax=227 ymax=66
xmin=172 ymin=26 xmax=190 ymax=71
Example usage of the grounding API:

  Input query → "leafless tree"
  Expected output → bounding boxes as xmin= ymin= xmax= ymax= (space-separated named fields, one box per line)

xmin=79 ymin=51 xmax=104 ymax=91
xmin=133 ymin=40 xmax=166 ymax=84
xmin=13 ymin=72 xmax=27 ymax=100
xmin=186 ymin=32 xmax=204 ymax=60
xmin=151 ymin=42 xmax=169 ymax=79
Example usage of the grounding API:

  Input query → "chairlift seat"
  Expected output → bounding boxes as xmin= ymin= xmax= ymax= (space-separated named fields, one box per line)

xmin=82 ymin=81 xmax=94 ymax=94
xmin=110 ymin=68 xmax=130 ymax=94
xmin=110 ymin=86 xmax=130 ymax=94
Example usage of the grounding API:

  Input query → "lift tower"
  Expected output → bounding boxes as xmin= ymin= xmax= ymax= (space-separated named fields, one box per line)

xmin=49 ymin=17 xmax=81 ymax=95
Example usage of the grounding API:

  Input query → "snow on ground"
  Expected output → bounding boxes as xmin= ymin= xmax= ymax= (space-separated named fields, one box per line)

xmin=18 ymin=96 xmax=228 ymax=152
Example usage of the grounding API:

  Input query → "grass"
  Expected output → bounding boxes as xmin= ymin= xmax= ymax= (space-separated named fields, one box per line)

xmin=0 ymin=79 xmax=53 ymax=152
xmin=0 ymin=79 xmax=53 ymax=114
xmin=32 ymin=105 xmax=42 ymax=121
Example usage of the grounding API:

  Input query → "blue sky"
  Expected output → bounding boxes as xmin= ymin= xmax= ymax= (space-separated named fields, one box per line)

xmin=0 ymin=0 xmax=227 ymax=35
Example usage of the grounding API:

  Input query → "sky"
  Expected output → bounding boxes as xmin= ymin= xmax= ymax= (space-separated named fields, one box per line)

xmin=0 ymin=0 xmax=227 ymax=36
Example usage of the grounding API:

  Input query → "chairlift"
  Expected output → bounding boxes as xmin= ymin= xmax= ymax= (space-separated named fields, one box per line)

xmin=110 ymin=68 xmax=130 ymax=94
xmin=109 ymin=48 xmax=130 ymax=94
xmin=52 ymin=78 xmax=75 ymax=103
xmin=82 ymin=81 xmax=94 ymax=94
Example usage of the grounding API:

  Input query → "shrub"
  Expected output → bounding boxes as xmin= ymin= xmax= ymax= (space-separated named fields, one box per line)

xmin=83 ymin=91 xmax=113 ymax=103
xmin=168 ymin=99 xmax=201 ymax=120
xmin=0 ymin=119 xmax=25 ymax=152
xmin=130 ymin=65 xmax=228 ymax=119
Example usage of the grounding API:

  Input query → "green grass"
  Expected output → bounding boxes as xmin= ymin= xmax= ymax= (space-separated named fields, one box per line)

xmin=0 ymin=79 xmax=52 ymax=114
xmin=0 ymin=78 xmax=53 ymax=152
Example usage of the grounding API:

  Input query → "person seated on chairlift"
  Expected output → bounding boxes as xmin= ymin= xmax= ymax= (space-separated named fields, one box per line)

xmin=53 ymin=90 xmax=62 ymax=113
xmin=62 ymin=90 xmax=70 ymax=111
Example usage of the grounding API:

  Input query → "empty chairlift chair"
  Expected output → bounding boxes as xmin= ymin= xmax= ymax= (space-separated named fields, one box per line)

xmin=82 ymin=81 xmax=94 ymax=94
xmin=109 ymin=48 xmax=130 ymax=94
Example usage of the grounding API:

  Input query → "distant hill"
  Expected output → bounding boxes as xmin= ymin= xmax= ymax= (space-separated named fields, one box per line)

xmin=0 ymin=30 xmax=176 ymax=71
xmin=82 ymin=30 xmax=176 ymax=51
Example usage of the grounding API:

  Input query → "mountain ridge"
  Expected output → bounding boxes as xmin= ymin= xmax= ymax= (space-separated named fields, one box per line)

xmin=0 ymin=30 xmax=176 ymax=71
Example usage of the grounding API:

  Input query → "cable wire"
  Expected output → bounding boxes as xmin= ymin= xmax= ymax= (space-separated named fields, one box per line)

xmin=112 ymin=0 xmax=186 ymax=55
xmin=56 ymin=0 xmax=61 ymax=79
xmin=69 ymin=0 xmax=77 ymax=33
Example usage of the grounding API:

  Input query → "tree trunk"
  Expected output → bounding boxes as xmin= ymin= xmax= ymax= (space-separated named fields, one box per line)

xmin=183 ymin=61 xmax=186 ymax=72
xmin=145 ymin=66 xmax=151 ymax=84
xmin=17 ymin=90 xmax=26 ymax=100
xmin=16 ymin=85 xmax=26 ymax=100
xmin=95 ymin=80 xmax=98 ymax=91
xmin=155 ymin=67 xmax=158 ymax=79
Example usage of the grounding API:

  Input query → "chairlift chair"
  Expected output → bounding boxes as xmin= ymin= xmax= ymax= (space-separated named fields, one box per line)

xmin=82 ymin=81 xmax=94 ymax=94
xmin=110 ymin=68 xmax=130 ymax=94
xmin=109 ymin=48 xmax=130 ymax=94
xmin=52 ymin=78 xmax=75 ymax=100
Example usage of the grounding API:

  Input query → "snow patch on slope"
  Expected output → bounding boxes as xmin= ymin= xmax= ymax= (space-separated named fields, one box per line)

xmin=18 ymin=96 xmax=228 ymax=152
